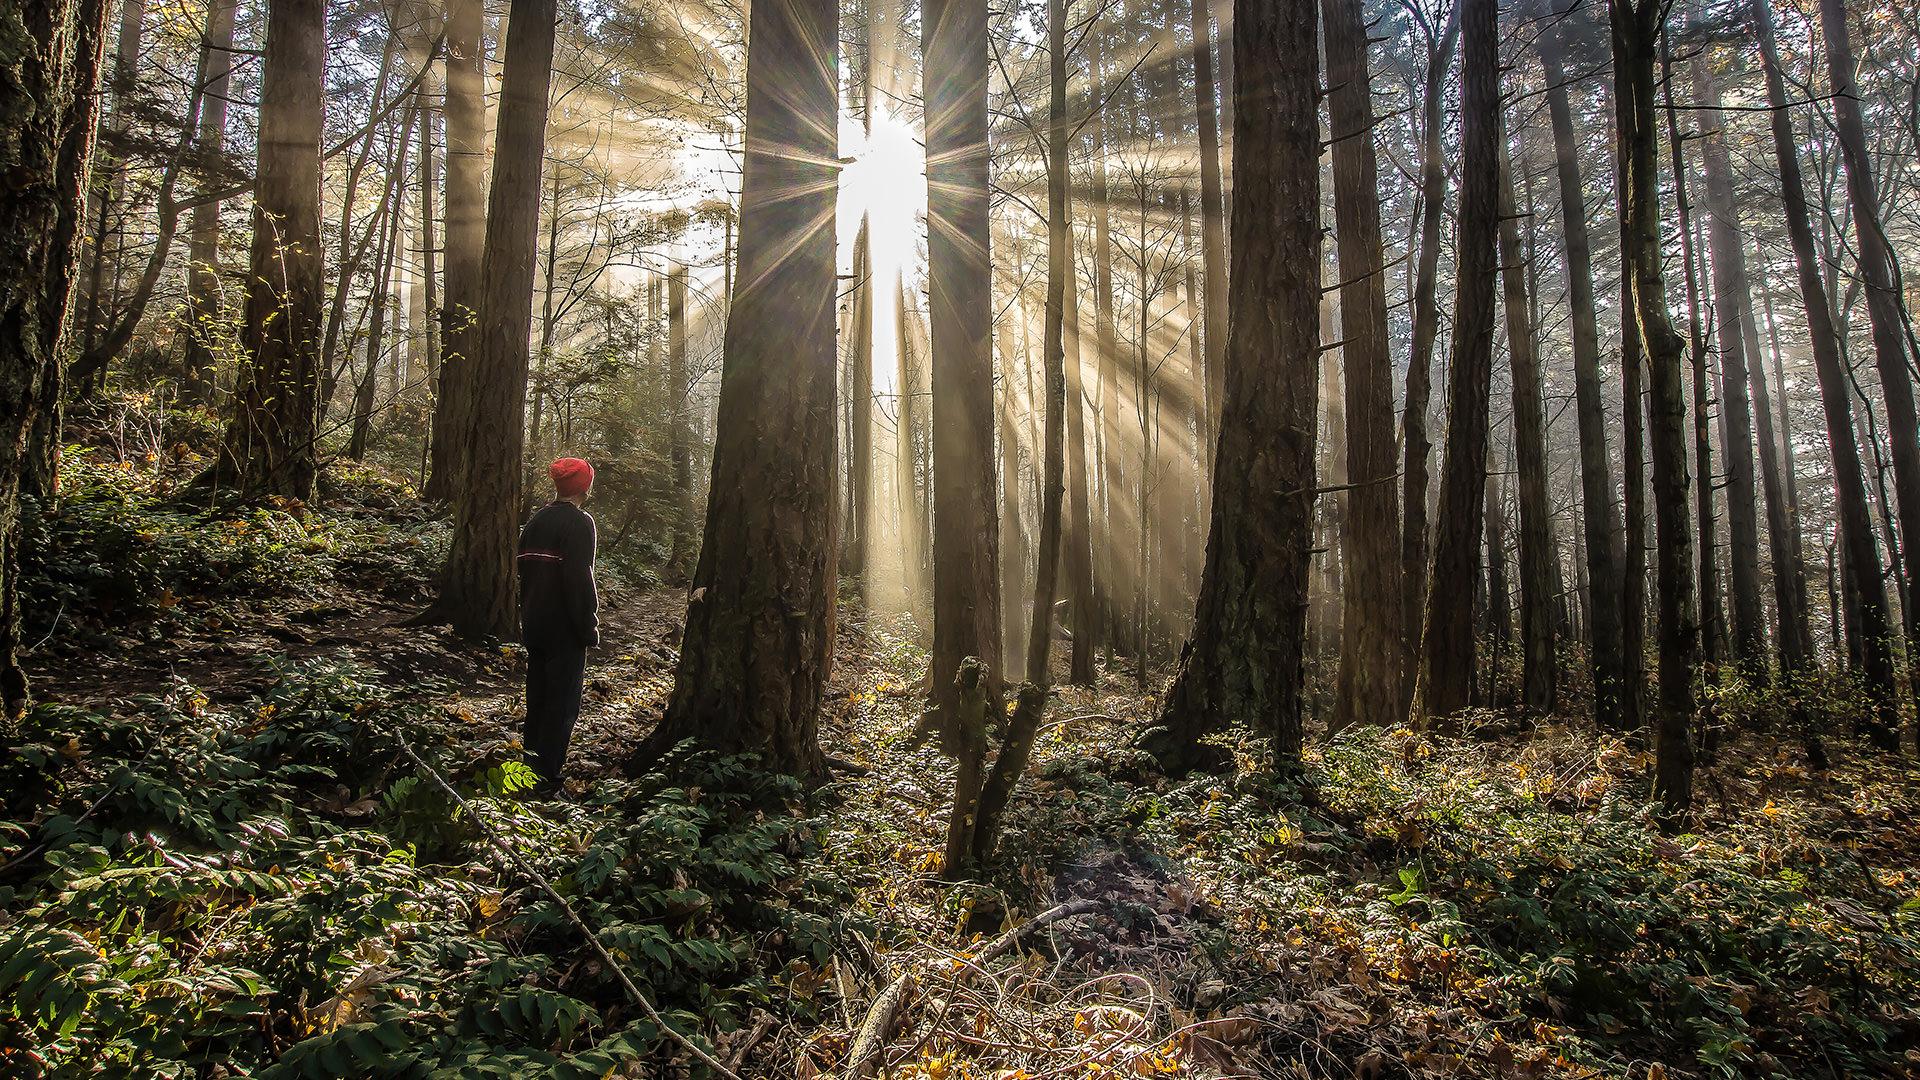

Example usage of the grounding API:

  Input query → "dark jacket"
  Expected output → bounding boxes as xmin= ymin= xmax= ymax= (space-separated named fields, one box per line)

xmin=518 ymin=501 xmax=599 ymax=649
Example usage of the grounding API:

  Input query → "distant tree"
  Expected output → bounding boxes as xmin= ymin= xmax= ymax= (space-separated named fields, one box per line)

xmin=1613 ymin=0 xmax=1698 ymax=817
xmin=1185 ymin=0 xmax=1226 ymax=452
xmin=181 ymin=0 xmax=240 ymax=402
xmin=1146 ymin=0 xmax=1320 ymax=771
xmin=1417 ymin=0 xmax=1498 ymax=722
xmin=1322 ymin=0 xmax=1403 ymax=730
xmin=1753 ymin=0 xmax=1901 ymax=747
xmin=425 ymin=0 xmax=486 ymax=501
xmin=207 ymin=0 xmax=327 ymax=500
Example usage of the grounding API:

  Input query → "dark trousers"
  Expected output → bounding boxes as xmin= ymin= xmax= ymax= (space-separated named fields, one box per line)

xmin=524 ymin=644 xmax=587 ymax=787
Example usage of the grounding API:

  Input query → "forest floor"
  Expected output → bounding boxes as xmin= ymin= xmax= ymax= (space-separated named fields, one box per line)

xmin=5 ymin=442 xmax=1919 ymax=1079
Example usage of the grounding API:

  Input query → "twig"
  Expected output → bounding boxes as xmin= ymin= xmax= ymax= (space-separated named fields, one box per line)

xmin=391 ymin=731 xmax=743 ymax=1080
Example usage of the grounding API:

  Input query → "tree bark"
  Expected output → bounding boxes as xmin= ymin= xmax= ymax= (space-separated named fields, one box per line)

xmin=435 ymin=0 xmax=559 ymax=639
xmin=1416 ymin=0 xmax=1498 ymax=723
xmin=181 ymin=0 xmax=239 ymax=402
xmin=1398 ymin=5 xmax=1458 ymax=722
xmin=1753 ymin=0 xmax=1900 ymax=746
xmin=665 ymin=263 xmax=693 ymax=583
xmin=1064 ymin=232 xmax=1097 ymax=686
xmin=1817 ymin=0 xmax=1920 ymax=695
xmin=0 ymin=0 xmax=109 ymax=720
xmin=924 ymin=0 xmax=1003 ymax=729
xmin=1691 ymin=55 xmax=1769 ymax=677
xmin=1146 ymin=0 xmax=1319 ymax=771
xmin=208 ymin=0 xmax=326 ymax=500
xmin=1614 ymin=0 xmax=1698 ymax=819
xmin=1321 ymin=0 xmax=1402 ymax=730
xmin=639 ymin=0 xmax=838 ymax=780
xmin=1496 ymin=134 xmax=1558 ymax=715
xmin=425 ymin=0 xmax=486 ymax=501
xmin=1540 ymin=15 xmax=1637 ymax=726
xmin=1186 ymin=0 xmax=1227 ymax=449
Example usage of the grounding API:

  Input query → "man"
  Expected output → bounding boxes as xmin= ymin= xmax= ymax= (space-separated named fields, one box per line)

xmin=518 ymin=457 xmax=600 ymax=794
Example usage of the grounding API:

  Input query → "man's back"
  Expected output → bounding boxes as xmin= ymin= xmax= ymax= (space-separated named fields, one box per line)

xmin=517 ymin=500 xmax=599 ymax=649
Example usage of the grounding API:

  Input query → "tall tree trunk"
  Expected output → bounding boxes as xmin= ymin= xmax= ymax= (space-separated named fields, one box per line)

xmin=1416 ymin=0 xmax=1498 ymax=723
xmin=1064 ymin=234 xmax=1097 ymax=685
xmin=896 ymin=272 xmax=929 ymax=599
xmin=435 ymin=0 xmax=558 ymax=638
xmin=970 ymin=0 xmax=1074 ymax=861
xmin=1187 ymin=0 xmax=1227 ymax=447
xmin=1146 ymin=0 xmax=1319 ymax=772
xmin=665 ymin=263 xmax=693 ymax=582
xmin=1398 ymin=5 xmax=1458 ymax=722
xmin=181 ymin=0 xmax=239 ymax=402
xmin=923 ymin=0 xmax=1000 ymax=869
xmin=1089 ymin=37 xmax=1125 ymax=663
xmin=209 ymin=0 xmax=326 ymax=500
xmin=1614 ymin=0 xmax=1698 ymax=819
xmin=639 ymin=0 xmax=838 ymax=780
xmin=425 ymin=0 xmax=485 ymax=501
xmin=417 ymin=82 xmax=441 ymax=407
xmin=1662 ymin=31 xmax=1724 ymax=679
xmin=847 ymin=6 xmax=875 ymax=587
xmin=77 ymin=0 xmax=143 ymax=389
xmin=350 ymin=173 xmax=406 ymax=460
xmin=1756 ymin=265 xmax=1815 ymax=663
xmin=0 ymin=0 xmax=109 ymax=719
xmin=922 ymin=0 xmax=1002 ymax=690
xmin=1497 ymin=135 xmax=1558 ymax=715
xmin=1818 ymin=0 xmax=1920 ymax=692
xmin=1692 ymin=55 xmax=1769 ymax=677
xmin=1753 ymin=0 xmax=1901 ymax=746
xmin=1321 ymin=0 xmax=1402 ymax=730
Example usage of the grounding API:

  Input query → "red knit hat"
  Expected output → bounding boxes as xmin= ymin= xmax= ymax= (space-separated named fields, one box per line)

xmin=550 ymin=457 xmax=594 ymax=498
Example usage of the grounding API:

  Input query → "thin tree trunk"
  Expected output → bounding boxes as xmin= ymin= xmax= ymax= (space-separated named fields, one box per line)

xmin=1692 ymin=55 xmax=1770 ymax=676
xmin=181 ymin=0 xmax=239 ymax=402
xmin=1497 ymin=134 xmax=1558 ymax=715
xmin=1064 ymin=234 xmax=1097 ymax=685
xmin=1187 ymin=0 xmax=1226 ymax=447
xmin=1398 ymin=5 xmax=1459 ymax=722
xmin=417 ymin=82 xmax=441 ymax=406
xmin=971 ymin=0 xmax=1074 ymax=862
xmin=1417 ymin=0 xmax=1498 ymax=723
xmin=1818 ymin=0 xmax=1920 ymax=693
xmin=1753 ymin=0 xmax=1901 ymax=746
xmin=1322 ymin=0 xmax=1402 ymax=730
xmin=1614 ymin=0 xmax=1698 ymax=819
xmin=77 ymin=0 xmax=143 ymax=388
xmin=425 ymin=0 xmax=485 ymax=500
xmin=639 ymin=0 xmax=839 ymax=781
xmin=208 ymin=0 xmax=326 ymax=500
xmin=1147 ymin=0 xmax=1319 ymax=772
xmin=665 ymin=263 xmax=693 ymax=582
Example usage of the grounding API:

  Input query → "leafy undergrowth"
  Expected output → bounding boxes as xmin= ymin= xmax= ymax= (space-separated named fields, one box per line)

xmin=786 ymin=625 xmax=1920 ymax=1080
xmin=0 ymin=662 xmax=858 ymax=1077
xmin=8 ymin=445 xmax=1918 ymax=1079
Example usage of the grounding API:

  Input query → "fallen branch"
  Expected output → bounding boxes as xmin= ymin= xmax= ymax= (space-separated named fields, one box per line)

xmin=844 ymin=897 xmax=1104 ymax=1078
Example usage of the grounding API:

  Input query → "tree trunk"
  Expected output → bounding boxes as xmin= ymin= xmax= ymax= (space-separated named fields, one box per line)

xmin=1755 ymin=266 xmax=1815 ymax=664
xmin=435 ymin=0 xmax=558 ymax=639
xmin=1398 ymin=5 xmax=1458 ymax=722
xmin=1818 ymin=0 xmax=1920 ymax=694
xmin=1146 ymin=0 xmax=1319 ymax=772
xmin=1416 ymin=0 xmax=1498 ymax=723
xmin=417 ymin=82 xmax=441 ymax=409
xmin=1691 ymin=55 xmax=1769 ymax=677
xmin=209 ymin=0 xmax=326 ymax=500
xmin=924 ymin=0 xmax=1002 ymax=731
xmin=181 ymin=0 xmax=239 ymax=402
xmin=1614 ymin=0 xmax=1698 ymax=819
xmin=1497 ymin=135 xmax=1558 ymax=715
xmin=1089 ymin=38 xmax=1125 ymax=664
xmin=1321 ymin=0 xmax=1402 ymax=730
xmin=1753 ymin=0 xmax=1901 ymax=746
xmin=970 ymin=0 xmax=1074 ymax=861
xmin=1186 ymin=0 xmax=1226 ymax=448
xmin=638 ymin=0 xmax=838 ymax=780
xmin=350 ymin=145 xmax=410 ymax=460
xmin=1064 ymin=233 xmax=1097 ymax=686
xmin=0 ymin=0 xmax=108 ymax=720
xmin=425 ymin=0 xmax=486 ymax=501
xmin=665 ymin=263 xmax=693 ymax=582
xmin=76 ymin=0 xmax=143 ymax=392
